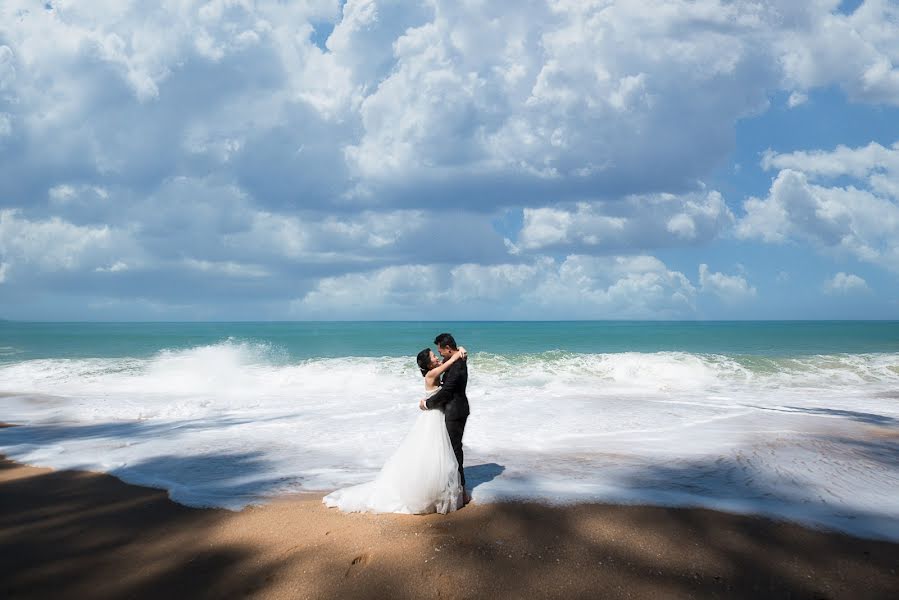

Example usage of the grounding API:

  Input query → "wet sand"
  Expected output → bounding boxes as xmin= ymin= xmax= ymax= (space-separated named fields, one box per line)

xmin=1 ymin=452 xmax=897 ymax=600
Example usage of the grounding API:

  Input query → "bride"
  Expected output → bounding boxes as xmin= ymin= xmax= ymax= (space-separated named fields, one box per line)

xmin=322 ymin=346 xmax=467 ymax=514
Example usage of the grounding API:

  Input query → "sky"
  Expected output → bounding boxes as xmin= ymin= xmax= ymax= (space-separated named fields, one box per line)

xmin=1 ymin=0 xmax=898 ymax=321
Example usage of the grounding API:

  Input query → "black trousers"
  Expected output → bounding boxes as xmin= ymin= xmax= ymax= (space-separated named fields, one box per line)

xmin=445 ymin=416 xmax=468 ymax=489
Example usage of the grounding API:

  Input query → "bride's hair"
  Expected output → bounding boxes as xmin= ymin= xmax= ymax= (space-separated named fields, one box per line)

xmin=416 ymin=348 xmax=432 ymax=377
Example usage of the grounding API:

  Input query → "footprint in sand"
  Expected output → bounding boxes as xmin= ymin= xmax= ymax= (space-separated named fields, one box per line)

xmin=345 ymin=553 xmax=370 ymax=577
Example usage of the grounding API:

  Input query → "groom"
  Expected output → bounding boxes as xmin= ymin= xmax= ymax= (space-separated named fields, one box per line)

xmin=419 ymin=332 xmax=471 ymax=504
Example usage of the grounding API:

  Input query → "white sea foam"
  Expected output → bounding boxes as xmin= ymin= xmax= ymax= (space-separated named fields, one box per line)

xmin=1 ymin=341 xmax=898 ymax=540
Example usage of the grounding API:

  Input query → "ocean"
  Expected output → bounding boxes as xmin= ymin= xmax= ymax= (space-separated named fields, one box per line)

xmin=1 ymin=321 xmax=898 ymax=540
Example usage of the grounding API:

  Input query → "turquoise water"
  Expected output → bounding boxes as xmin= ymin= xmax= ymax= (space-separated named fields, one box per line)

xmin=2 ymin=320 xmax=898 ymax=362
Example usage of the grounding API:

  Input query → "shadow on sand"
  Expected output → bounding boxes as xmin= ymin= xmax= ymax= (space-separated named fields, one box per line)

xmin=2 ymin=418 xmax=898 ymax=599
xmin=2 ymin=453 xmax=898 ymax=599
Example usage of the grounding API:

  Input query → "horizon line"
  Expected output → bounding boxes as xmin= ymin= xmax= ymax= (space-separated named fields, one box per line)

xmin=3 ymin=319 xmax=899 ymax=324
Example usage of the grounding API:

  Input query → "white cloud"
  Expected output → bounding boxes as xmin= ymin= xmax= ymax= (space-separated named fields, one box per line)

xmin=0 ymin=208 xmax=127 ymax=273
xmin=294 ymin=254 xmax=697 ymax=319
xmin=516 ymin=191 xmax=733 ymax=251
xmin=182 ymin=259 xmax=269 ymax=278
xmin=787 ymin=91 xmax=808 ymax=108
xmin=518 ymin=209 xmax=573 ymax=248
xmin=450 ymin=263 xmax=540 ymax=301
xmin=823 ymin=272 xmax=870 ymax=295
xmin=0 ymin=261 xmax=8 ymax=283
xmin=776 ymin=1 xmax=899 ymax=105
xmin=533 ymin=255 xmax=697 ymax=318
xmin=760 ymin=141 xmax=899 ymax=182
xmin=224 ymin=206 xmax=506 ymax=266
xmin=737 ymin=141 xmax=899 ymax=271
xmin=344 ymin=0 xmax=781 ymax=188
xmin=699 ymin=264 xmax=757 ymax=303
xmin=49 ymin=183 xmax=110 ymax=207
xmin=2 ymin=174 xmax=512 ymax=297
xmin=340 ymin=0 xmax=899 ymax=197
xmin=297 ymin=264 xmax=446 ymax=313
xmin=95 ymin=261 xmax=129 ymax=273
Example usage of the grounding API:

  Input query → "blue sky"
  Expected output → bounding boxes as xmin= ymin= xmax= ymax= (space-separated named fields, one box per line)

xmin=1 ymin=0 xmax=898 ymax=320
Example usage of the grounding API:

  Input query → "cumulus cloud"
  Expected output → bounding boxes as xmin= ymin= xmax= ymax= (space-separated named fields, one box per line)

xmin=737 ymin=141 xmax=899 ymax=271
xmin=0 ymin=187 xmax=512 ymax=310
xmin=294 ymin=254 xmax=697 ymax=319
xmin=0 ymin=178 xmax=498 ymax=308
xmin=823 ymin=272 xmax=870 ymax=295
xmin=222 ymin=205 xmax=511 ymax=268
xmin=1 ymin=1 xmax=897 ymax=317
xmin=223 ymin=209 xmax=432 ymax=263
xmin=5 ymin=0 xmax=896 ymax=210
xmin=698 ymin=264 xmax=757 ymax=303
xmin=513 ymin=190 xmax=733 ymax=252
xmin=760 ymin=141 xmax=899 ymax=183
xmin=532 ymin=255 xmax=697 ymax=317
xmin=0 ymin=208 xmax=131 ymax=276
xmin=776 ymin=1 xmax=899 ymax=106
xmin=296 ymin=264 xmax=446 ymax=316
xmin=343 ymin=0 xmax=782 ymax=200
xmin=0 ymin=0 xmax=349 ymax=207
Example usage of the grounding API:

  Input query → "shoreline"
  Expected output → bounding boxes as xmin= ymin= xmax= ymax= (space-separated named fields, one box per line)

xmin=1 ymin=453 xmax=897 ymax=599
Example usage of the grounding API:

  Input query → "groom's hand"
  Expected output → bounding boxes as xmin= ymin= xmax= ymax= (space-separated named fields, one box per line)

xmin=419 ymin=398 xmax=428 ymax=411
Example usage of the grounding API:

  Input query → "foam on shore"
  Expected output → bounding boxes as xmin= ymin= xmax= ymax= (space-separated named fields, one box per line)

xmin=1 ymin=341 xmax=897 ymax=540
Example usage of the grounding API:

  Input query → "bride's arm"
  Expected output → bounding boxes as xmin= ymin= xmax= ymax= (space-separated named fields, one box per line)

xmin=425 ymin=346 xmax=466 ymax=380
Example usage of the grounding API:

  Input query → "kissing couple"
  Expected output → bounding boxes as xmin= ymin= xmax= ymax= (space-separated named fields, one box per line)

xmin=323 ymin=333 xmax=471 ymax=514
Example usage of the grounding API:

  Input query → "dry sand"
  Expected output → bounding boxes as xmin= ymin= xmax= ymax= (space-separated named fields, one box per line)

xmin=1 ymin=450 xmax=897 ymax=599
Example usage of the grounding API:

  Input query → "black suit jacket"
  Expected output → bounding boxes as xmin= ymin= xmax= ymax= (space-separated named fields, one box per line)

xmin=425 ymin=357 xmax=469 ymax=420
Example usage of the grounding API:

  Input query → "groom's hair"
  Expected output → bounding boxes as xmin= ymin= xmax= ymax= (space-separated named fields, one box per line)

xmin=434 ymin=333 xmax=457 ymax=350
xmin=416 ymin=348 xmax=432 ymax=376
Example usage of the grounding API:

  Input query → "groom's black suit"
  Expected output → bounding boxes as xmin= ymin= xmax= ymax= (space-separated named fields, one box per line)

xmin=425 ymin=357 xmax=469 ymax=488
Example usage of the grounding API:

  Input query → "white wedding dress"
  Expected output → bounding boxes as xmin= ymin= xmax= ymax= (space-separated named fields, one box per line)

xmin=323 ymin=388 xmax=462 ymax=515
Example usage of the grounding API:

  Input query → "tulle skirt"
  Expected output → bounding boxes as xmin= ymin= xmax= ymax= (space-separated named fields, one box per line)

xmin=323 ymin=409 xmax=462 ymax=515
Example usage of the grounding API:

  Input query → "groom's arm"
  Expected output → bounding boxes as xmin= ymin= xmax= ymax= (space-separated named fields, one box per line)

xmin=425 ymin=360 xmax=463 ymax=410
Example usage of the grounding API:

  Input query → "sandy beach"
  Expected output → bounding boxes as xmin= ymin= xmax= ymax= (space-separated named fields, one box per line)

xmin=2 ymin=450 xmax=897 ymax=600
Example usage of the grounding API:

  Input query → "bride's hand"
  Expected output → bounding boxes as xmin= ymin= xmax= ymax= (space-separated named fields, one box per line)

xmin=457 ymin=346 xmax=467 ymax=359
